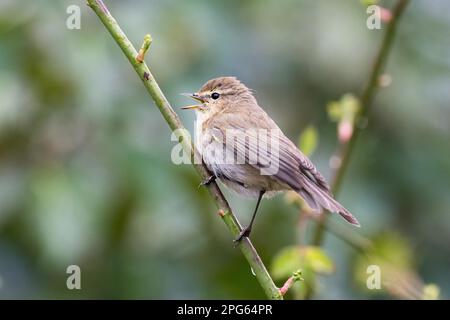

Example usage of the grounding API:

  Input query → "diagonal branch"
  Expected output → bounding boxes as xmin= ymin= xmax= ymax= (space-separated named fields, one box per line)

xmin=312 ymin=0 xmax=410 ymax=246
xmin=86 ymin=0 xmax=281 ymax=300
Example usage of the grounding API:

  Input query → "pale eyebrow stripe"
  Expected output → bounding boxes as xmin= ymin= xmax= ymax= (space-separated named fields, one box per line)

xmin=220 ymin=89 xmax=235 ymax=95
xmin=201 ymin=88 xmax=236 ymax=97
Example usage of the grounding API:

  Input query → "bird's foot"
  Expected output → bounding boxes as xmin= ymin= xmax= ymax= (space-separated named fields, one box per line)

xmin=233 ymin=227 xmax=252 ymax=243
xmin=198 ymin=175 xmax=216 ymax=188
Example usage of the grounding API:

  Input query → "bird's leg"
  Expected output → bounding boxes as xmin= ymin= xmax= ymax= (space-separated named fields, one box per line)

xmin=234 ymin=190 xmax=265 ymax=242
xmin=199 ymin=174 xmax=216 ymax=187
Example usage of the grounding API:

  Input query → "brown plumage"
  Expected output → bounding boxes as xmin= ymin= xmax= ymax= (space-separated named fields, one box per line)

xmin=183 ymin=77 xmax=359 ymax=241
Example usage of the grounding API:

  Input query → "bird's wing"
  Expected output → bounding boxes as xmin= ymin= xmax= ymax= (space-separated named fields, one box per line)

xmin=207 ymin=110 xmax=330 ymax=193
xmin=208 ymin=110 xmax=360 ymax=226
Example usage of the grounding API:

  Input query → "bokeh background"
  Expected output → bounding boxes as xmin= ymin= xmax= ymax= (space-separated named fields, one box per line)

xmin=0 ymin=0 xmax=449 ymax=299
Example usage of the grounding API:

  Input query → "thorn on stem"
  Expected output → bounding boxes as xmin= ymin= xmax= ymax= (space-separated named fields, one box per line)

xmin=136 ymin=34 xmax=152 ymax=63
xmin=218 ymin=209 xmax=226 ymax=217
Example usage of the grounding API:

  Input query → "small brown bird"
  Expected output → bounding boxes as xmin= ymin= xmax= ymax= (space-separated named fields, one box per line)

xmin=182 ymin=77 xmax=359 ymax=241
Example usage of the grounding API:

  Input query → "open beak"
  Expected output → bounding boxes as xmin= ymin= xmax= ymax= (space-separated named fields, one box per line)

xmin=181 ymin=92 xmax=204 ymax=102
xmin=180 ymin=92 xmax=204 ymax=110
xmin=180 ymin=105 xmax=200 ymax=110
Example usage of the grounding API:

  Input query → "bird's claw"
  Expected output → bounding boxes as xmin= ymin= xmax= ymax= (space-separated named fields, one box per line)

xmin=198 ymin=175 xmax=216 ymax=188
xmin=233 ymin=227 xmax=252 ymax=243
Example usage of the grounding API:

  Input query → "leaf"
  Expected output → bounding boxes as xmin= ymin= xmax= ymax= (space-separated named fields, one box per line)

xmin=272 ymin=246 xmax=334 ymax=299
xmin=271 ymin=246 xmax=335 ymax=280
xmin=298 ymin=125 xmax=319 ymax=157
xmin=341 ymin=94 xmax=360 ymax=116
xmin=361 ymin=0 xmax=378 ymax=6
xmin=422 ymin=284 xmax=440 ymax=300
xmin=353 ymin=231 xmax=417 ymax=297
xmin=303 ymin=247 xmax=335 ymax=274
xmin=271 ymin=246 xmax=303 ymax=280
xmin=327 ymin=94 xmax=360 ymax=123
xmin=326 ymin=101 xmax=342 ymax=122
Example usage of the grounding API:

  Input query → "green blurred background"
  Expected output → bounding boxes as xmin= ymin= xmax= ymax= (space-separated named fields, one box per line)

xmin=0 ymin=0 xmax=449 ymax=299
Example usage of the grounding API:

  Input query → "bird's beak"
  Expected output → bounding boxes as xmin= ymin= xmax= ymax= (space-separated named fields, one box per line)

xmin=183 ymin=92 xmax=204 ymax=102
xmin=180 ymin=92 xmax=204 ymax=110
xmin=180 ymin=105 xmax=200 ymax=110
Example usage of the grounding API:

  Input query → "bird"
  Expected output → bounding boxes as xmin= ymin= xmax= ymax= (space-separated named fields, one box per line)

xmin=181 ymin=76 xmax=359 ymax=242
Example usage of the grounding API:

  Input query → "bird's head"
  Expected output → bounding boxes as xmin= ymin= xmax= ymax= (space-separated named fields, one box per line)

xmin=181 ymin=76 xmax=255 ymax=114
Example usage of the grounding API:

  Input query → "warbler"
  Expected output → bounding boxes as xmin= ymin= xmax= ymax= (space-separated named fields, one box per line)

xmin=182 ymin=77 xmax=359 ymax=241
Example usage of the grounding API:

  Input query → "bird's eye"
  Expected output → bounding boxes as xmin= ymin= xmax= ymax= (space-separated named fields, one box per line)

xmin=211 ymin=92 xmax=220 ymax=100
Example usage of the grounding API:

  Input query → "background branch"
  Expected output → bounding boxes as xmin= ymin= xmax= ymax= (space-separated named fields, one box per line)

xmin=87 ymin=0 xmax=281 ymax=300
xmin=312 ymin=0 xmax=410 ymax=246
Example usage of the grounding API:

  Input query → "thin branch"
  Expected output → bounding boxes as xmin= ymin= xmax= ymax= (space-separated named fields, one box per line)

xmin=279 ymin=269 xmax=303 ymax=296
xmin=86 ymin=0 xmax=281 ymax=300
xmin=136 ymin=34 xmax=152 ymax=63
xmin=312 ymin=0 xmax=410 ymax=246
xmin=278 ymin=0 xmax=421 ymax=301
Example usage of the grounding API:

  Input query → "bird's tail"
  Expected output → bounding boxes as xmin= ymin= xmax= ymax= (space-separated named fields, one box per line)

xmin=298 ymin=178 xmax=360 ymax=227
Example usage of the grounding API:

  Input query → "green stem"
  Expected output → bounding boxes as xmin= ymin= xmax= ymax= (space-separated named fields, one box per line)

xmin=312 ymin=0 xmax=410 ymax=246
xmin=86 ymin=0 xmax=281 ymax=300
